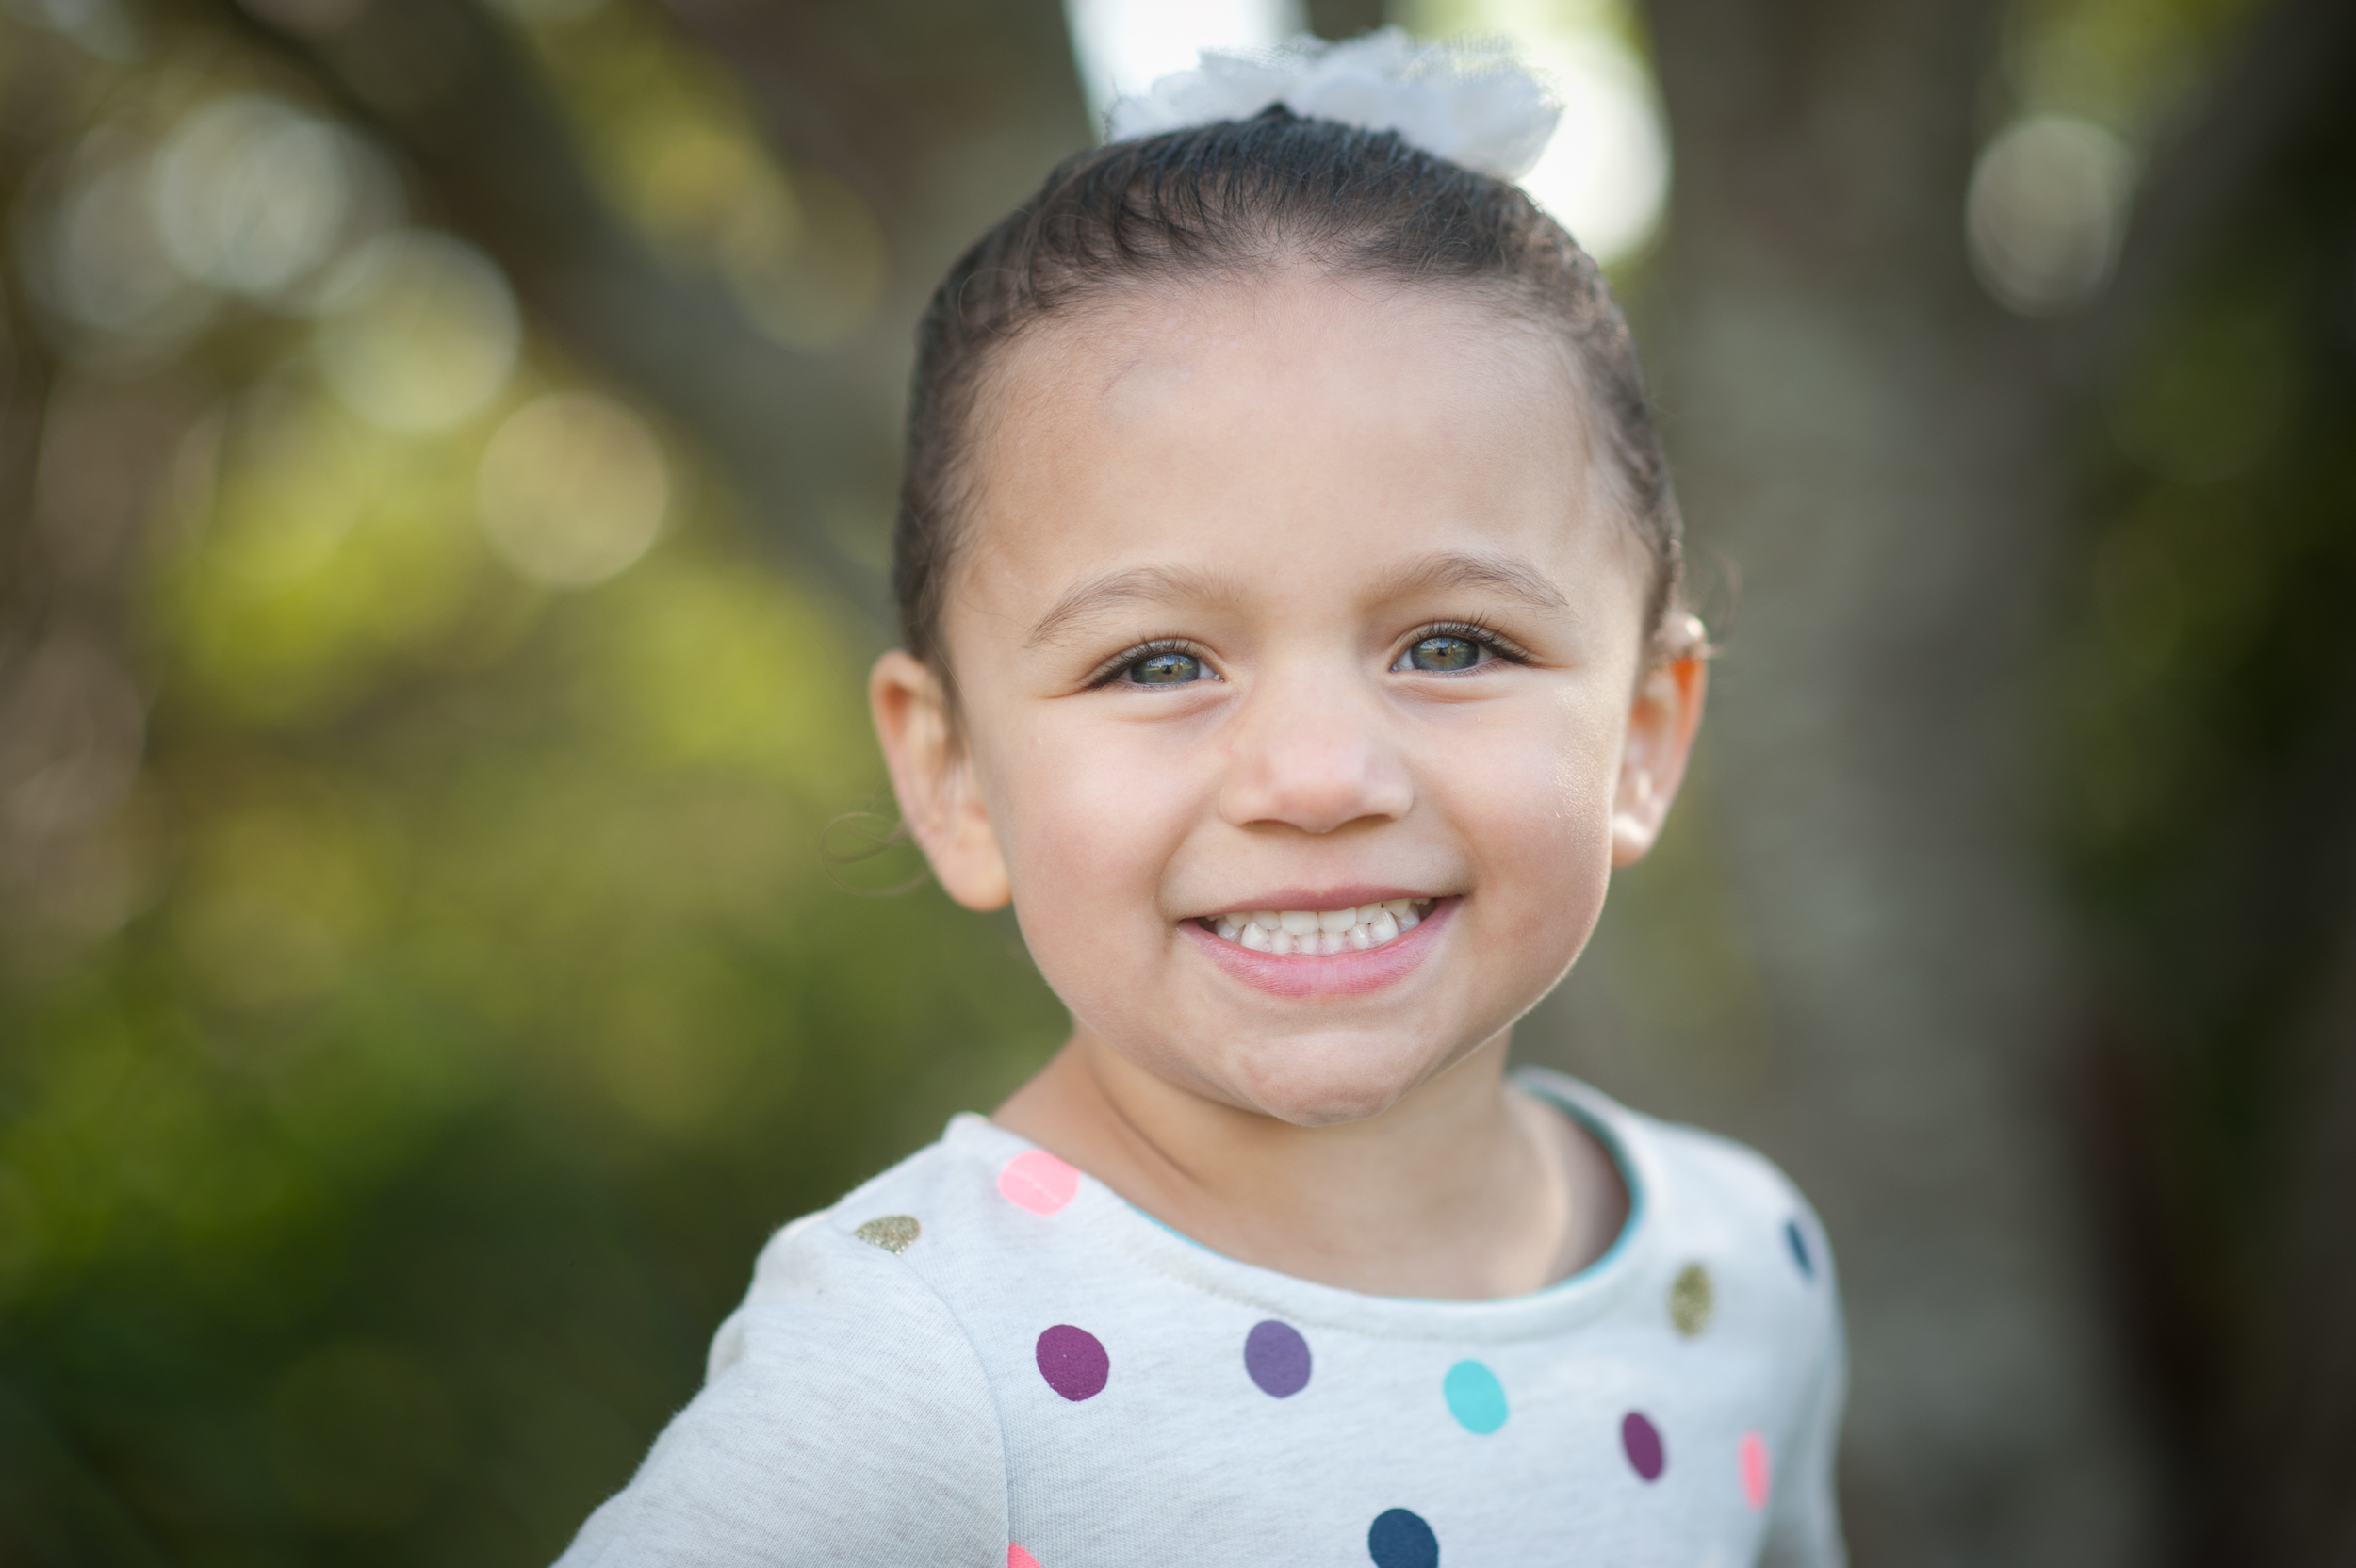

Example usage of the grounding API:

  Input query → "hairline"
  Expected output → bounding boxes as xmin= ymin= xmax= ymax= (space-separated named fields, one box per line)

xmin=923 ymin=260 xmax=1659 ymax=687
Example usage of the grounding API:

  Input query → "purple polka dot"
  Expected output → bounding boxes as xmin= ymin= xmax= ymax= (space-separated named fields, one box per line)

xmin=1243 ymin=1319 xmax=1311 ymax=1397
xmin=1622 ymin=1410 xmax=1666 ymax=1480
xmin=1035 ymin=1324 xmax=1108 ymax=1401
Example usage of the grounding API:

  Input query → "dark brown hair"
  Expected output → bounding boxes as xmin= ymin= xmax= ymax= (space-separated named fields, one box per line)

xmin=893 ymin=106 xmax=1684 ymax=682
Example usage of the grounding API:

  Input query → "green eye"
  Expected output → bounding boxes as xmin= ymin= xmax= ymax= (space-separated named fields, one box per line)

xmin=1405 ymin=635 xmax=1482 ymax=672
xmin=1126 ymin=650 xmax=1203 ymax=685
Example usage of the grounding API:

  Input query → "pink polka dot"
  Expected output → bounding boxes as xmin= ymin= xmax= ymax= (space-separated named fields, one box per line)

xmin=1739 ymin=1430 xmax=1772 ymax=1510
xmin=1007 ymin=1547 xmax=1040 ymax=1568
xmin=998 ymin=1150 xmax=1080 ymax=1216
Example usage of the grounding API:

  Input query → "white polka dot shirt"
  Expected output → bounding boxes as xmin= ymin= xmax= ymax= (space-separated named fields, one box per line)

xmin=555 ymin=1069 xmax=1847 ymax=1568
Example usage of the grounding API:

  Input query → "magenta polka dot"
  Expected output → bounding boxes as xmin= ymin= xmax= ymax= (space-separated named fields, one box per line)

xmin=1007 ymin=1547 xmax=1040 ymax=1568
xmin=998 ymin=1150 xmax=1080 ymax=1215
xmin=1739 ymin=1430 xmax=1772 ymax=1510
xmin=1035 ymin=1324 xmax=1108 ymax=1400
xmin=1622 ymin=1410 xmax=1665 ymax=1480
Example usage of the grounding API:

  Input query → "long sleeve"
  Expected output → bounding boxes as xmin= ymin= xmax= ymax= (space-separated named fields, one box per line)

xmin=553 ymin=1219 xmax=1007 ymax=1568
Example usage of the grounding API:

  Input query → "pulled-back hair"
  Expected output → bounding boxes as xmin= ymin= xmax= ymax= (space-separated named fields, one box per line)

xmin=894 ymin=106 xmax=1683 ymax=681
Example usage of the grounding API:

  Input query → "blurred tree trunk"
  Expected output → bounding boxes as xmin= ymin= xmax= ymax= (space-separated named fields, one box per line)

xmin=2235 ymin=913 xmax=2356 ymax=1560
xmin=1307 ymin=0 xmax=1389 ymax=40
xmin=1624 ymin=0 xmax=2348 ymax=1561
xmin=1641 ymin=6 xmax=2154 ymax=1560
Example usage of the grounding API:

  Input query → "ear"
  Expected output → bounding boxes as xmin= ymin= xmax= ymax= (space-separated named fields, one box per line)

xmin=1611 ymin=619 xmax=1710 ymax=869
xmin=869 ymin=650 xmax=1012 ymax=910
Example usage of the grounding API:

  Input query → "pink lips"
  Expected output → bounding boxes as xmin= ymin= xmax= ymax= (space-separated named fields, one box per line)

xmin=1182 ymin=897 xmax=1456 ymax=998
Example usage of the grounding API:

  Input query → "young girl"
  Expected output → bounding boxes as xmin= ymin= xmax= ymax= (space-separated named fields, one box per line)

xmin=559 ymin=33 xmax=1844 ymax=1568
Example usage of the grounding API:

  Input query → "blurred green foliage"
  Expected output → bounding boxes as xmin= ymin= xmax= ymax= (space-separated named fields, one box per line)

xmin=0 ymin=4 xmax=1063 ymax=1561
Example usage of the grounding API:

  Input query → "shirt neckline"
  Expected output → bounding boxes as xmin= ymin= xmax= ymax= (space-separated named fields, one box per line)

xmin=941 ymin=1065 xmax=1657 ymax=1345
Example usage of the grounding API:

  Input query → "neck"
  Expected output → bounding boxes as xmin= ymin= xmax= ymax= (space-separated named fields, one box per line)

xmin=992 ymin=1027 xmax=1624 ymax=1298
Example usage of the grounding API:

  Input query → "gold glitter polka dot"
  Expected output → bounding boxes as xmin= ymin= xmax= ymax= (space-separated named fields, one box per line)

xmin=854 ymin=1215 xmax=922 ymax=1254
xmin=1669 ymin=1262 xmax=1714 ymax=1336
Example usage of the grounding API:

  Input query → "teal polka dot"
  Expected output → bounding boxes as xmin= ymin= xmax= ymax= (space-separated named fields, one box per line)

xmin=1442 ymin=1359 xmax=1508 ymax=1434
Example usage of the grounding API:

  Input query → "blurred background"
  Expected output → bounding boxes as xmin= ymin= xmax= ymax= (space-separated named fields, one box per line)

xmin=0 ymin=0 xmax=2348 ymax=1562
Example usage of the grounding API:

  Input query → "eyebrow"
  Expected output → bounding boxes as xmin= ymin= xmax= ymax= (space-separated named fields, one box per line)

xmin=1371 ymin=551 xmax=1571 ymax=613
xmin=1023 ymin=548 xmax=1570 ymax=649
xmin=1025 ymin=564 xmax=1237 ymax=647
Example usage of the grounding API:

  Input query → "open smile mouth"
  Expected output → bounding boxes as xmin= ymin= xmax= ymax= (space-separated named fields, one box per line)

xmin=1198 ymin=898 xmax=1438 ymax=956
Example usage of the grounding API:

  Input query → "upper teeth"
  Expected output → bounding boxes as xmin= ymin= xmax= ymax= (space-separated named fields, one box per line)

xmin=1207 ymin=899 xmax=1432 ymax=956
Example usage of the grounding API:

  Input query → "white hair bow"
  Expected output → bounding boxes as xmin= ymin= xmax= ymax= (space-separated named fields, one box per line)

xmin=1104 ymin=27 xmax=1562 ymax=182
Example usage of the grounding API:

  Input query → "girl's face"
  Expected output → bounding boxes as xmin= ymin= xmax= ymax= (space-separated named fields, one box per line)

xmin=875 ymin=271 xmax=1703 ymax=1126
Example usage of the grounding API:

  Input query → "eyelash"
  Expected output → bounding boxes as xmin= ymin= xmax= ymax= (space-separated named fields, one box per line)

xmin=1086 ymin=621 xmax=1531 ymax=688
xmin=1085 ymin=637 xmax=1214 ymax=689
xmin=1399 ymin=620 xmax=1532 ymax=669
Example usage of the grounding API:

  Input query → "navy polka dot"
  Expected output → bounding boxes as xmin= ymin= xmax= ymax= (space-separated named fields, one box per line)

xmin=1785 ymin=1218 xmax=1814 ymax=1279
xmin=1367 ymin=1507 xmax=1438 ymax=1568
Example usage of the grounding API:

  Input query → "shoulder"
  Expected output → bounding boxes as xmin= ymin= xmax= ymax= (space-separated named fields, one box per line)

xmin=1518 ymin=1066 xmax=1835 ymax=1287
xmin=1640 ymin=1114 xmax=1834 ymax=1282
xmin=556 ymin=1130 xmax=1013 ymax=1568
xmin=1525 ymin=1070 xmax=1848 ymax=1553
xmin=708 ymin=1114 xmax=1043 ymax=1363
xmin=702 ymin=1117 xmax=1037 ymax=1379
xmin=1519 ymin=1064 xmax=1843 ymax=1398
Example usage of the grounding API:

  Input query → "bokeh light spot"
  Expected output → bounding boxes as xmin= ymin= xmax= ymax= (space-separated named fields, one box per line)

xmin=314 ymin=230 xmax=519 ymax=431
xmin=1967 ymin=113 xmax=2135 ymax=317
xmin=153 ymin=96 xmax=352 ymax=301
xmin=477 ymin=392 xmax=669 ymax=588
xmin=28 ymin=134 xmax=215 ymax=356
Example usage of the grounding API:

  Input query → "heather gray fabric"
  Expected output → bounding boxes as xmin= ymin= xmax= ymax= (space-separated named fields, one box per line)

xmin=556 ymin=1069 xmax=1846 ymax=1567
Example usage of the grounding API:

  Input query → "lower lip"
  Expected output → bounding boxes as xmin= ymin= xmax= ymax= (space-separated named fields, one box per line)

xmin=1180 ymin=898 xmax=1456 ymax=999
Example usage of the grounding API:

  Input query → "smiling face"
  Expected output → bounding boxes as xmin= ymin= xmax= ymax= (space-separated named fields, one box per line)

xmin=873 ymin=269 xmax=1703 ymax=1128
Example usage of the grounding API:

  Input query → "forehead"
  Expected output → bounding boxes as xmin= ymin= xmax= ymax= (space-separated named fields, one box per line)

xmin=953 ymin=270 xmax=1638 ymax=636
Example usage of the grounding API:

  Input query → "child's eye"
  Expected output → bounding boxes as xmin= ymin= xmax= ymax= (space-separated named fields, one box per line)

xmin=1128 ymin=650 xmax=1206 ymax=685
xmin=1399 ymin=635 xmax=1483 ymax=673
xmin=1389 ymin=621 xmax=1528 ymax=675
xmin=1094 ymin=641 xmax=1219 ymax=688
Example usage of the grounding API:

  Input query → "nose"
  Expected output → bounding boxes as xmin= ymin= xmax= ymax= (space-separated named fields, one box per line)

xmin=1218 ymin=673 xmax=1415 ymax=835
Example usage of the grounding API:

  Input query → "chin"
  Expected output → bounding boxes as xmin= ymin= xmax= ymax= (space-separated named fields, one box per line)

xmin=1220 ymin=1033 xmax=1446 ymax=1127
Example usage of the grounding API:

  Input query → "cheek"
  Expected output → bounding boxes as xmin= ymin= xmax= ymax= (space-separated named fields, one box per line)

xmin=990 ymin=713 xmax=1205 ymax=937
xmin=1448 ymin=689 xmax=1623 ymax=906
